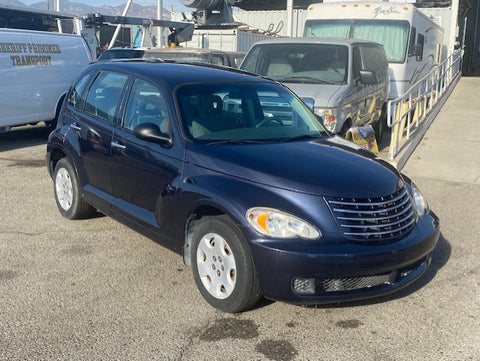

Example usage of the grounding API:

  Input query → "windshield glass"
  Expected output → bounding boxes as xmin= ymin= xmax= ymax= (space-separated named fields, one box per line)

xmin=304 ymin=20 xmax=409 ymax=63
xmin=97 ymin=49 xmax=145 ymax=61
xmin=145 ymin=52 xmax=213 ymax=63
xmin=241 ymin=44 xmax=348 ymax=84
xmin=176 ymin=81 xmax=327 ymax=142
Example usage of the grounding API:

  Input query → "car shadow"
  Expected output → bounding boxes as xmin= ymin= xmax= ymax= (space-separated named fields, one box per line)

xmin=0 ymin=125 xmax=50 ymax=152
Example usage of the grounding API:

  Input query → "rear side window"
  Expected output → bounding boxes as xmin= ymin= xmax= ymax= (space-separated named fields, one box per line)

xmin=84 ymin=71 xmax=128 ymax=123
xmin=68 ymin=71 xmax=93 ymax=109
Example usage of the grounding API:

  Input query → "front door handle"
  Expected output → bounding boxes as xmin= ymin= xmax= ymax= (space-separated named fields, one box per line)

xmin=70 ymin=123 xmax=81 ymax=131
xmin=111 ymin=140 xmax=126 ymax=150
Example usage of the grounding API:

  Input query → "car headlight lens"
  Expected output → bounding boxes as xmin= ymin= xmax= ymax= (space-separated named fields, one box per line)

xmin=314 ymin=107 xmax=337 ymax=132
xmin=246 ymin=207 xmax=321 ymax=239
xmin=409 ymin=182 xmax=429 ymax=216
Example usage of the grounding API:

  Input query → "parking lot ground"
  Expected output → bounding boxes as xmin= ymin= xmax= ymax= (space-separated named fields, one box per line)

xmin=1 ymin=77 xmax=479 ymax=361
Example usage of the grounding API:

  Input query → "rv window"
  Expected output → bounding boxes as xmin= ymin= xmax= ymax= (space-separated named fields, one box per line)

xmin=305 ymin=19 xmax=409 ymax=63
xmin=408 ymin=27 xmax=417 ymax=56
xmin=304 ymin=20 xmax=350 ymax=38
xmin=416 ymin=34 xmax=424 ymax=61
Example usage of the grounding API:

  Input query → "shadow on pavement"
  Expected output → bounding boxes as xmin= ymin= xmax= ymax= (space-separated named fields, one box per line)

xmin=0 ymin=125 xmax=50 ymax=152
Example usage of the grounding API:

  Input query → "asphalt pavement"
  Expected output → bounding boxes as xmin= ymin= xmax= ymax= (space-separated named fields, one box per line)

xmin=1 ymin=77 xmax=479 ymax=361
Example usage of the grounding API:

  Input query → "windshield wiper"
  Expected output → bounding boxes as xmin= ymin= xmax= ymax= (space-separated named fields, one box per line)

xmin=204 ymin=139 xmax=269 ymax=145
xmin=280 ymin=134 xmax=326 ymax=143
xmin=281 ymin=76 xmax=335 ymax=85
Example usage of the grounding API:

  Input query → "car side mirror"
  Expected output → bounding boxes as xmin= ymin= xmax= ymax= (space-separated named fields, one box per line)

xmin=359 ymin=70 xmax=377 ymax=85
xmin=133 ymin=122 xmax=172 ymax=146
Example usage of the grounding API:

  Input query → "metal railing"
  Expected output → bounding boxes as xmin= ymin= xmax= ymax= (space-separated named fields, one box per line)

xmin=386 ymin=50 xmax=463 ymax=160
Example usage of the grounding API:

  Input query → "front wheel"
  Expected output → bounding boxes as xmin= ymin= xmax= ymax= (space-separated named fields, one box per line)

xmin=191 ymin=215 xmax=262 ymax=312
xmin=53 ymin=158 xmax=95 ymax=219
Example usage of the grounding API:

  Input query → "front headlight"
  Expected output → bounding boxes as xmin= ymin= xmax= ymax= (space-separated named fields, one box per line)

xmin=409 ymin=182 xmax=429 ymax=216
xmin=314 ymin=107 xmax=337 ymax=132
xmin=246 ymin=207 xmax=321 ymax=240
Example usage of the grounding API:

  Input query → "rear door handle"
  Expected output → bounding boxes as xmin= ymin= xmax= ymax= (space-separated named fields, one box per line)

xmin=111 ymin=140 xmax=126 ymax=150
xmin=70 ymin=123 xmax=81 ymax=131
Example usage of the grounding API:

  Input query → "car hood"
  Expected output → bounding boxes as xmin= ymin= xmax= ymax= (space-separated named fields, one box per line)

xmin=185 ymin=137 xmax=402 ymax=198
xmin=282 ymin=83 xmax=345 ymax=107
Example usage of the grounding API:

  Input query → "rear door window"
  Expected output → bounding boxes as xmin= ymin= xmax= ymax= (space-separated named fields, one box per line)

xmin=84 ymin=71 xmax=128 ymax=123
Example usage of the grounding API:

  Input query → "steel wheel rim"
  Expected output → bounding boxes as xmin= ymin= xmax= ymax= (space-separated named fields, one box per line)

xmin=196 ymin=232 xmax=237 ymax=300
xmin=55 ymin=167 xmax=73 ymax=211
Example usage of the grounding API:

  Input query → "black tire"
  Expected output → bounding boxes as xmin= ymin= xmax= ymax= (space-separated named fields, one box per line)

xmin=53 ymin=158 xmax=95 ymax=220
xmin=190 ymin=215 xmax=262 ymax=313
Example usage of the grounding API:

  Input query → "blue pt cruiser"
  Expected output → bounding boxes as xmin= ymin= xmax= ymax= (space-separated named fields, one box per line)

xmin=47 ymin=61 xmax=440 ymax=312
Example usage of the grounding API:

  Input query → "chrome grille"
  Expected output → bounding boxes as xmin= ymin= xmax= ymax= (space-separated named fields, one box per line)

xmin=326 ymin=187 xmax=415 ymax=242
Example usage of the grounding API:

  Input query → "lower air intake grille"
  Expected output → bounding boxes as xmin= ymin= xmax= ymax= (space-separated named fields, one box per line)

xmin=322 ymin=274 xmax=391 ymax=292
xmin=326 ymin=187 xmax=415 ymax=242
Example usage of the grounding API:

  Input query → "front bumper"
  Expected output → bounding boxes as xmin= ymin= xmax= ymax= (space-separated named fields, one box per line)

xmin=246 ymin=213 xmax=440 ymax=304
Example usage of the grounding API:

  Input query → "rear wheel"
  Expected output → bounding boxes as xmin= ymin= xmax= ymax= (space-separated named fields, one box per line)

xmin=191 ymin=215 xmax=262 ymax=312
xmin=53 ymin=158 xmax=95 ymax=219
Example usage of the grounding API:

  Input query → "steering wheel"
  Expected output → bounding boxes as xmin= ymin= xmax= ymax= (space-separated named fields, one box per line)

xmin=255 ymin=118 xmax=283 ymax=128
xmin=327 ymin=66 xmax=342 ymax=74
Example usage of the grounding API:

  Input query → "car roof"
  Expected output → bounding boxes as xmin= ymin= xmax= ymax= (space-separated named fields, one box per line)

xmin=86 ymin=61 xmax=267 ymax=89
xmin=252 ymin=37 xmax=382 ymax=47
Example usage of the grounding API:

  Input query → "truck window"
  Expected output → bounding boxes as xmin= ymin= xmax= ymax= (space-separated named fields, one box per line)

xmin=241 ymin=43 xmax=348 ymax=84
xmin=362 ymin=46 xmax=388 ymax=71
xmin=352 ymin=47 xmax=362 ymax=81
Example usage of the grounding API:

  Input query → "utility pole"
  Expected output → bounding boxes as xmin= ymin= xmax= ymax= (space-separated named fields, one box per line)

xmin=54 ymin=0 xmax=60 ymax=11
xmin=157 ymin=0 xmax=163 ymax=47
xmin=286 ymin=0 xmax=293 ymax=37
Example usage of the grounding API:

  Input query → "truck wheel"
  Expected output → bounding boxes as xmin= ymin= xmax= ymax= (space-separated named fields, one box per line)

xmin=53 ymin=158 xmax=95 ymax=219
xmin=191 ymin=215 xmax=262 ymax=313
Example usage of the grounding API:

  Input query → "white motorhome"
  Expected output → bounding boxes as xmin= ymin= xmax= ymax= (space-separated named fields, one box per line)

xmin=304 ymin=1 xmax=444 ymax=99
xmin=0 ymin=29 xmax=93 ymax=132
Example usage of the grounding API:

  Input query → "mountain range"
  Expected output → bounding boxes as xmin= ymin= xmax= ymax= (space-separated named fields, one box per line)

xmin=0 ymin=0 xmax=177 ymax=18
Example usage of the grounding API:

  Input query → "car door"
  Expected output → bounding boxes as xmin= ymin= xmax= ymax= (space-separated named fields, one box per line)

xmin=70 ymin=70 xmax=129 ymax=201
xmin=110 ymin=77 xmax=183 ymax=233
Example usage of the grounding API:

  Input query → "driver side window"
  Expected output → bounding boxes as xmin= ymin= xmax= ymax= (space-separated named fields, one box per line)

xmin=123 ymin=79 xmax=169 ymax=133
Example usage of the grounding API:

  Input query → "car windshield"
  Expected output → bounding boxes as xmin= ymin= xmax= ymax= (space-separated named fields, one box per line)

xmin=145 ymin=52 xmax=219 ymax=64
xmin=97 ymin=49 xmax=145 ymax=61
xmin=241 ymin=44 xmax=348 ymax=84
xmin=176 ymin=81 xmax=327 ymax=143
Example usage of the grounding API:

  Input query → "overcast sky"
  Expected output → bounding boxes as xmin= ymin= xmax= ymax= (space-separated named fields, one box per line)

xmin=19 ymin=0 xmax=190 ymax=12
